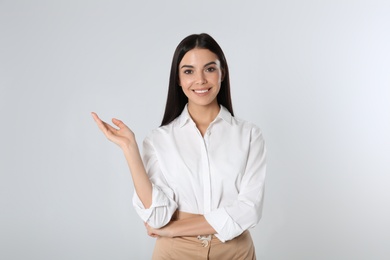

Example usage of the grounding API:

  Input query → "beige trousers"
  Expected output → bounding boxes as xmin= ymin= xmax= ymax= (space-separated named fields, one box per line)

xmin=152 ymin=230 xmax=256 ymax=260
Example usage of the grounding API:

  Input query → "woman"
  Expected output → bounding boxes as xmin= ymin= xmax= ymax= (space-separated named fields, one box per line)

xmin=92 ymin=33 xmax=266 ymax=259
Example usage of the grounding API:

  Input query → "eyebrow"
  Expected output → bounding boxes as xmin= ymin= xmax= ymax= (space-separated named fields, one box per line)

xmin=180 ymin=61 xmax=217 ymax=69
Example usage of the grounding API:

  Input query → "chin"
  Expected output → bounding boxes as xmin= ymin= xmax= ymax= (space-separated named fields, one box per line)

xmin=189 ymin=100 xmax=219 ymax=107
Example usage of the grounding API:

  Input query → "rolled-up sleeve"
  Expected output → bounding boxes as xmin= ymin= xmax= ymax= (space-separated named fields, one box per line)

xmin=204 ymin=127 xmax=266 ymax=242
xmin=132 ymin=135 xmax=178 ymax=228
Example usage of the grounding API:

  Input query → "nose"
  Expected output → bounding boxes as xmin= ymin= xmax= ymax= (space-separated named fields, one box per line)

xmin=196 ymin=71 xmax=207 ymax=85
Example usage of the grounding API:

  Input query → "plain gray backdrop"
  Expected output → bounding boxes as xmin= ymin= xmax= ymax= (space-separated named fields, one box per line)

xmin=1 ymin=0 xmax=389 ymax=259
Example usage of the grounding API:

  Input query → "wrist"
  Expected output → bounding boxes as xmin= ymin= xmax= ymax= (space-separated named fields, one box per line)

xmin=167 ymin=222 xmax=177 ymax=238
xmin=121 ymin=141 xmax=139 ymax=155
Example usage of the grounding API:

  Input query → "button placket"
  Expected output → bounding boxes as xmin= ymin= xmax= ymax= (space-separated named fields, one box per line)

xmin=193 ymin=124 xmax=212 ymax=214
xmin=201 ymin=134 xmax=211 ymax=214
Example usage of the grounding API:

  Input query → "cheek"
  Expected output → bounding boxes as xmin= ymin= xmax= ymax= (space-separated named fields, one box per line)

xmin=179 ymin=76 xmax=193 ymax=88
xmin=211 ymin=74 xmax=222 ymax=85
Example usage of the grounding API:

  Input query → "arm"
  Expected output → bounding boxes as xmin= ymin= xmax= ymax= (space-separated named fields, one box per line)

xmin=122 ymin=142 xmax=153 ymax=208
xmin=92 ymin=113 xmax=177 ymax=226
xmin=145 ymin=213 xmax=216 ymax=238
xmin=132 ymin=134 xmax=178 ymax=228
xmin=91 ymin=112 xmax=152 ymax=207
xmin=204 ymin=127 xmax=266 ymax=242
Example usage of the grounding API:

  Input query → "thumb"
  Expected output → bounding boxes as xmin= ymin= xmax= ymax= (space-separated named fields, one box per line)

xmin=112 ymin=118 xmax=126 ymax=129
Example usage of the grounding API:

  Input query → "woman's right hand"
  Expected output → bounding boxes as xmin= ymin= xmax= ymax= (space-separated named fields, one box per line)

xmin=91 ymin=112 xmax=136 ymax=150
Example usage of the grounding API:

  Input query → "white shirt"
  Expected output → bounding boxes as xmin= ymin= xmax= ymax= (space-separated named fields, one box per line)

xmin=133 ymin=105 xmax=266 ymax=242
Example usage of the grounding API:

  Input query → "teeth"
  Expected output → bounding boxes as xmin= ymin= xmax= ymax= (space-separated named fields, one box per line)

xmin=194 ymin=89 xmax=209 ymax=93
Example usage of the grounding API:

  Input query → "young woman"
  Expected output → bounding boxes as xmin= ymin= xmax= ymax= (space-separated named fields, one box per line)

xmin=92 ymin=33 xmax=266 ymax=259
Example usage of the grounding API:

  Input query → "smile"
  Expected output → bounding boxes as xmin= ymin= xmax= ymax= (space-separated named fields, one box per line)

xmin=193 ymin=88 xmax=211 ymax=94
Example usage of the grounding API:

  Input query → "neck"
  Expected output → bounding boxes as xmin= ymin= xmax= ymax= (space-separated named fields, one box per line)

xmin=187 ymin=102 xmax=220 ymax=129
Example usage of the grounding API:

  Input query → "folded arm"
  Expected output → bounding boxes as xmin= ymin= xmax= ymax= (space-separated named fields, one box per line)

xmin=204 ymin=128 xmax=267 ymax=242
xmin=145 ymin=127 xmax=266 ymax=242
xmin=145 ymin=213 xmax=216 ymax=238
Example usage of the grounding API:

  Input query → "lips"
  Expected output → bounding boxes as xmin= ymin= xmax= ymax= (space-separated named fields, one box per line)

xmin=193 ymin=88 xmax=211 ymax=94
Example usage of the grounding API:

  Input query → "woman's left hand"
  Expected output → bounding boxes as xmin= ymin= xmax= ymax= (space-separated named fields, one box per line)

xmin=144 ymin=222 xmax=173 ymax=238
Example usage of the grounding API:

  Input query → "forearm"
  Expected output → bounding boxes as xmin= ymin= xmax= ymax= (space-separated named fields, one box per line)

xmin=123 ymin=144 xmax=152 ymax=208
xmin=91 ymin=113 xmax=153 ymax=208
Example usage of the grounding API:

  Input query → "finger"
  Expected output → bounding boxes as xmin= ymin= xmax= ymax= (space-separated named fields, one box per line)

xmin=103 ymin=121 xmax=119 ymax=133
xmin=91 ymin=112 xmax=118 ymax=136
xmin=147 ymin=231 xmax=159 ymax=238
xmin=91 ymin=112 xmax=101 ymax=123
xmin=112 ymin=118 xmax=127 ymax=129
xmin=91 ymin=112 xmax=109 ymax=132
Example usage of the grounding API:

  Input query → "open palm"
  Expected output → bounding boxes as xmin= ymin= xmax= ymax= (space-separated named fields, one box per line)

xmin=91 ymin=112 xmax=136 ymax=149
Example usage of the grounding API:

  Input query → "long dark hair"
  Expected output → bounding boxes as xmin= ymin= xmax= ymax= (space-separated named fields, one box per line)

xmin=160 ymin=33 xmax=234 ymax=126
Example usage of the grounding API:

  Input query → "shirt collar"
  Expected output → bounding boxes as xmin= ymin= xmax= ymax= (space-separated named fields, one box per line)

xmin=178 ymin=104 xmax=192 ymax=127
xmin=178 ymin=104 xmax=233 ymax=128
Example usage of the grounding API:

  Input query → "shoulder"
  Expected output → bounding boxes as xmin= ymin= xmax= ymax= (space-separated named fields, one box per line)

xmin=219 ymin=106 xmax=262 ymax=134
xmin=231 ymin=116 xmax=263 ymax=137
xmin=143 ymin=118 xmax=180 ymax=143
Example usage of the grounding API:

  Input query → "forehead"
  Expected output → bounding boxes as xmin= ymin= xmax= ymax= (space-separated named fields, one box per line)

xmin=180 ymin=48 xmax=219 ymax=65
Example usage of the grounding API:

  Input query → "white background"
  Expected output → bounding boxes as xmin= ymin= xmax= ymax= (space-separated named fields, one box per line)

xmin=1 ymin=1 xmax=389 ymax=259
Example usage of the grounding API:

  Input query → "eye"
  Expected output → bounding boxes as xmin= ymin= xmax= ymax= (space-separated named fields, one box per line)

xmin=183 ymin=69 xmax=193 ymax=74
xmin=206 ymin=67 xmax=216 ymax=72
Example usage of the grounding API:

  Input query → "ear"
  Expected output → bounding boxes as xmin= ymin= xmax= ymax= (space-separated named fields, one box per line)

xmin=221 ymin=68 xmax=226 ymax=82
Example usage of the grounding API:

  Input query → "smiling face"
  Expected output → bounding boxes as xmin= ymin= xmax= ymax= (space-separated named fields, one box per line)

xmin=178 ymin=48 xmax=224 ymax=110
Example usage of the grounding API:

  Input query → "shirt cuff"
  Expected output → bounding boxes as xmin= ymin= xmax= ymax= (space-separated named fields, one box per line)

xmin=204 ymin=207 xmax=244 ymax=242
xmin=132 ymin=185 xmax=177 ymax=228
